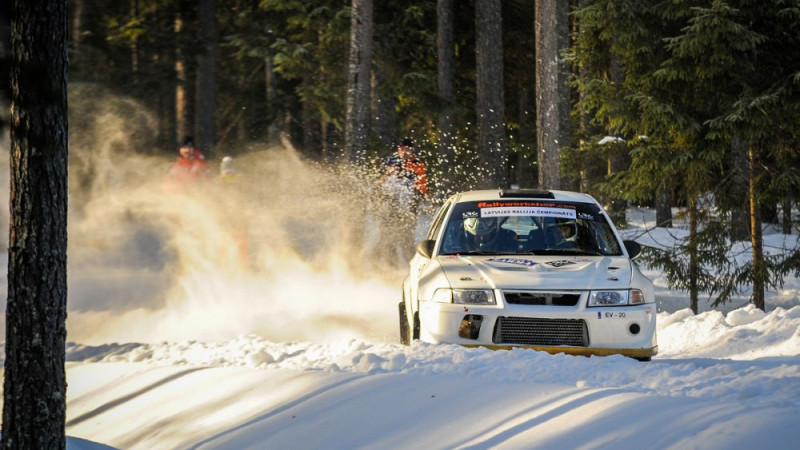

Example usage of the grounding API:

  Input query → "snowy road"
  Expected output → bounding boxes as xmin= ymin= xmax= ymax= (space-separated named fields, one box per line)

xmin=55 ymin=303 xmax=800 ymax=450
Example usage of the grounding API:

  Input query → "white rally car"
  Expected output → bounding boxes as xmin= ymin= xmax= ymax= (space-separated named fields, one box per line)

xmin=399 ymin=189 xmax=657 ymax=360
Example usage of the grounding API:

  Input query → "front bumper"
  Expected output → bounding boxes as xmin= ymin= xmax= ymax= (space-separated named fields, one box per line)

xmin=418 ymin=296 xmax=658 ymax=358
xmin=463 ymin=344 xmax=658 ymax=358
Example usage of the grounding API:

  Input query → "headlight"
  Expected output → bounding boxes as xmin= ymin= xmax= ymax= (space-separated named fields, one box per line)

xmin=432 ymin=289 xmax=495 ymax=305
xmin=587 ymin=289 xmax=644 ymax=307
xmin=453 ymin=289 xmax=495 ymax=305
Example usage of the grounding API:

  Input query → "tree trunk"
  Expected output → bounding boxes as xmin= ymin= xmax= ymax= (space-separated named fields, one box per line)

xmin=655 ymin=184 xmax=673 ymax=227
xmin=175 ymin=4 xmax=194 ymax=145
xmin=195 ymin=0 xmax=218 ymax=157
xmin=576 ymin=0 xmax=600 ymax=196
xmin=130 ymin=0 xmax=140 ymax=84
xmin=606 ymin=145 xmax=627 ymax=227
xmin=605 ymin=51 xmax=626 ymax=227
xmin=516 ymin=89 xmax=536 ymax=188
xmin=302 ymin=92 xmax=322 ymax=158
xmin=729 ymin=136 xmax=750 ymax=240
xmin=749 ymin=141 xmax=766 ymax=311
xmin=761 ymin=202 xmax=778 ymax=224
xmin=437 ymin=0 xmax=456 ymax=192
xmin=4 ymin=0 xmax=69 ymax=448
xmin=71 ymin=0 xmax=89 ymax=52
xmin=475 ymin=0 xmax=506 ymax=189
xmin=344 ymin=0 xmax=373 ymax=163
xmin=535 ymin=0 xmax=570 ymax=190
xmin=688 ymin=197 xmax=699 ymax=314
xmin=782 ymin=199 xmax=792 ymax=235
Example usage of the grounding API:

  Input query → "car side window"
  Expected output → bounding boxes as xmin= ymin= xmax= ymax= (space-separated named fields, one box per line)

xmin=426 ymin=200 xmax=451 ymax=241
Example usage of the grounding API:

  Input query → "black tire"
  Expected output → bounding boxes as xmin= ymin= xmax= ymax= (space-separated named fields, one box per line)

xmin=412 ymin=311 xmax=420 ymax=340
xmin=634 ymin=356 xmax=651 ymax=362
xmin=399 ymin=301 xmax=410 ymax=345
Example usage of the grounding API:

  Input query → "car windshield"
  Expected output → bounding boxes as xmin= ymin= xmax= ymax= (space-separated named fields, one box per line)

xmin=438 ymin=200 xmax=623 ymax=256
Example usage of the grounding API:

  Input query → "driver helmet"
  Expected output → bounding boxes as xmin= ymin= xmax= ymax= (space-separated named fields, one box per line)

xmin=546 ymin=218 xmax=577 ymax=242
xmin=464 ymin=216 xmax=500 ymax=243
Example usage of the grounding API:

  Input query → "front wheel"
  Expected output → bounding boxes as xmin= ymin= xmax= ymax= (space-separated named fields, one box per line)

xmin=399 ymin=301 xmax=410 ymax=345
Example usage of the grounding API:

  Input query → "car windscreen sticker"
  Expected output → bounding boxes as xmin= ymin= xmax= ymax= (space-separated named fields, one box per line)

xmin=480 ymin=206 xmax=576 ymax=219
xmin=487 ymin=258 xmax=537 ymax=266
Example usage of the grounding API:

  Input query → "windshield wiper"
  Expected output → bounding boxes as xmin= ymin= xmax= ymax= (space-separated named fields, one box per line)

xmin=527 ymin=249 xmax=606 ymax=256
xmin=440 ymin=250 xmax=499 ymax=256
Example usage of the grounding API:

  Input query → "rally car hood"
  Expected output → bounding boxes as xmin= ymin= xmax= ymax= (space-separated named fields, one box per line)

xmin=435 ymin=255 xmax=632 ymax=291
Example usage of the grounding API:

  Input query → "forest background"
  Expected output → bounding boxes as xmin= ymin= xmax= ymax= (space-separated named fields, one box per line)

xmin=4 ymin=0 xmax=800 ymax=313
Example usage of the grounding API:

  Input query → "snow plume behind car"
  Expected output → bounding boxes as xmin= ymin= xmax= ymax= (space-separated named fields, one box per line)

xmin=0 ymin=85 xmax=414 ymax=346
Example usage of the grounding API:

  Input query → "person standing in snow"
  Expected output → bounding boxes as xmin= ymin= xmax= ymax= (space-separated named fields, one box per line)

xmin=378 ymin=138 xmax=429 ymax=264
xmin=381 ymin=138 xmax=428 ymax=215
xmin=219 ymin=155 xmax=238 ymax=185
xmin=166 ymin=137 xmax=211 ymax=188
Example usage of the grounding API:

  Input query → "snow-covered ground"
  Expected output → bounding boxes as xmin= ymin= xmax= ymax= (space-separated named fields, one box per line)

xmin=33 ymin=211 xmax=800 ymax=449
xmin=1 ymin=141 xmax=799 ymax=449
xmin=59 ymin=301 xmax=800 ymax=449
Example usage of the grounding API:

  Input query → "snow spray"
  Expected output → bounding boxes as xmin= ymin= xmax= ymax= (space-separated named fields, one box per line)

xmin=1 ymin=85 xmax=421 ymax=345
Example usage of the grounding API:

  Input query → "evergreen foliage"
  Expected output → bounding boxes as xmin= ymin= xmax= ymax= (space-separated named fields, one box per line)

xmin=61 ymin=0 xmax=800 ymax=311
xmin=570 ymin=0 xmax=800 ymax=310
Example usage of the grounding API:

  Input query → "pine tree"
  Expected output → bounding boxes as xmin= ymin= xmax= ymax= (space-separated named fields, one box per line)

xmin=195 ymin=0 xmax=219 ymax=156
xmin=344 ymin=0 xmax=373 ymax=162
xmin=475 ymin=0 xmax=507 ymax=188
xmin=4 ymin=0 xmax=69 ymax=447
xmin=535 ymin=0 xmax=571 ymax=190
xmin=571 ymin=0 xmax=800 ymax=312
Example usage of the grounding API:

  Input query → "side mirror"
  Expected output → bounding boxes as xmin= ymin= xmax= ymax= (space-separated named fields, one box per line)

xmin=623 ymin=240 xmax=642 ymax=260
xmin=417 ymin=239 xmax=436 ymax=259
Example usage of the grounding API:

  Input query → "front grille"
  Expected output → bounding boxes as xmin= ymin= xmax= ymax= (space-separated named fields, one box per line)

xmin=504 ymin=292 xmax=581 ymax=306
xmin=492 ymin=317 xmax=589 ymax=347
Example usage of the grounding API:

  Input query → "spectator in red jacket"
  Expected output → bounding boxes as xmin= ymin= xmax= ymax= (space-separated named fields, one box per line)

xmin=167 ymin=137 xmax=210 ymax=187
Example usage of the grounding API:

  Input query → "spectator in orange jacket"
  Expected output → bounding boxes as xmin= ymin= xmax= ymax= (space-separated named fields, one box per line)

xmin=379 ymin=138 xmax=429 ymax=264
xmin=382 ymin=138 xmax=428 ymax=209
xmin=167 ymin=137 xmax=210 ymax=186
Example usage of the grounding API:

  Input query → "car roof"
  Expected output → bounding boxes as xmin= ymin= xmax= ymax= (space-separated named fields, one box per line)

xmin=451 ymin=189 xmax=601 ymax=205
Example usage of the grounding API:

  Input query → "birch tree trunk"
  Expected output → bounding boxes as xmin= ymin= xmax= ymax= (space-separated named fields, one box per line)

xmin=535 ymin=0 xmax=570 ymax=190
xmin=344 ymin=0 xmax=373 ymax=163
xmin=475 ymin=0 xmax=506 ymax=188
xmin=4 ymin=0 xmax=69 ymax=447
